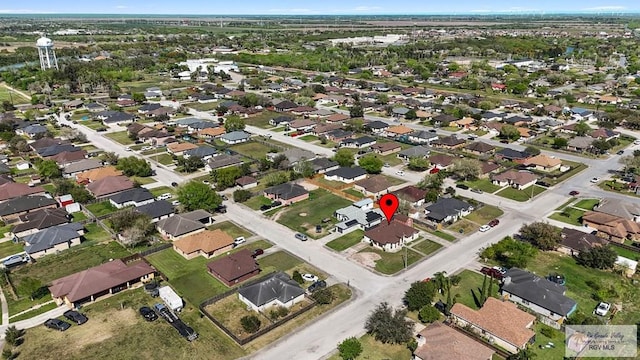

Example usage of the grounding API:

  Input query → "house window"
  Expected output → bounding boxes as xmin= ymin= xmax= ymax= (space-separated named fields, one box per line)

xmin=522 ymin=300 xmax=530 ymax=305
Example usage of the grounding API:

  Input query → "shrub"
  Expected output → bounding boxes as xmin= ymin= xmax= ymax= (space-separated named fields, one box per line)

xmin=292 ymin=270 xmax=304 ymax=284
xmin=418 ymin=305 xmax=440 ymax=323
xmin=311 ymin=288 xmax=334 ymax=305
xmin=540 ymin=325 xmax=557 ymax=338
xmin=240 ymin=315 xmax=261 ymax=333
xmin=338 ymin=337 xmax=363 ymax=360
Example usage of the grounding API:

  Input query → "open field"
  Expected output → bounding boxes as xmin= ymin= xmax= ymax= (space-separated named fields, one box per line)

xmin=0 ymin=84 xmax=29 ymax=103
xmin=244 ymin=111 xmax=280 ymax=128
xmin=326 ymin=230 xmax=364 ymax=252
xmin=358 ymin=247 xmax=422 ymax=275
xmin=207 ymin=220 xmax=253 ymax=239
xmin=257 ymin=251 xmax=303 ymax=273
xmin=231 ymin=141 xmax=277 ymax=159
xmin=410 ymin=239 xmax=442 ymax=256
xmin=275 ymin=190 xmax=351 ymax=238
xmin=464 ymin=205 xmax=504 ymax=225
xmin=104 ymin=131 xmax=134 ymax=145
xmin=496 ymin=185 xmax=545 ymax=202
xmin=186 ymin=101 xmax=219 ymax=112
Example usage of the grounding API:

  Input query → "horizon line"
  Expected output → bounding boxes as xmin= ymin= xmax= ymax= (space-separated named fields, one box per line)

xmin=2 ymin=11 xmax=640 ymax=16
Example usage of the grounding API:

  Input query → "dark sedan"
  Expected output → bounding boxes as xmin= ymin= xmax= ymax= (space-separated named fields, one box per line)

xmin=139 ymin=306 xmax=158 ymax=322
xmin=44 ymin=318 xmax=71 ymax=331
xmin=63 ymin=310 xmax=88 ymax=325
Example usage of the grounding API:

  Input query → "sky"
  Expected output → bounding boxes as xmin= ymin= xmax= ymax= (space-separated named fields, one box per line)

xmin=1 ymin=0 xmax=639 ymax=15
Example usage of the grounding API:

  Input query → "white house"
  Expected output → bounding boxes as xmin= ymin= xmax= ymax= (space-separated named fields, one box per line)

xmin=323 ymin=167 xmax=367 ymax=183
xmin=237 ymin=272 xmax=305 ymax=312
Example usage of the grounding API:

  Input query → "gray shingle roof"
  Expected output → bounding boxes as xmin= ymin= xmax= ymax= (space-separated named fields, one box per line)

xmin=221 ymin=131 xmax=250 ymax=142
xmin=134 ymin=200 xmax=174 ymax=219
xmin=0 ymin=195 xmax=57 ymax=217
xmin=108 ymin=188 xmax=154 ymax=205
xmin=13 ymin=208 xmax=69 ymax=234
xmin=63 ymin=159 xmax=104 ymax=174
xmin=23 ymin=223 xmax=83 ymax=255
xmin=156 ymin=214 xmax=205 ymax=237
xmin=398 ymin=146 xmax=431 ymax=158
xmin=425 ymin=198 xmax=472 ymax=221
xmin=184 ymin=146 xmax=218 ymax=158
xmin=502 ymin=268 xmax=577 ymax=316
xmin=325 ymin=166 xmax=367 ymax=180
xmin=264 ymin=183 xmax=308 ymax=200
xmin=238 ymin=272 xmax=305 ymax=307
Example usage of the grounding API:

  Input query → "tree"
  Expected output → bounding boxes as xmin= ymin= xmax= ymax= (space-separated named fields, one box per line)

xmin=451 ymin=158 xmax=481 ymax=181
xmin=177 ymin=181 xmax=222 ymax=213
xmin=292 ymin=270 xmax=304 ymax=284
xmin=233 ymin=189 xmax=252 ymax=203
xmin=132 ymin=92 xmax=146 ymax=104
xmin=591 ymin=139 xmax=612 ymax=154
xmin=524 ymin=146 xmax=541 ymax=156
xmin=553 ymin=137 xmax=568 ymax=149
xmin=519 ymin=222 xmax=562 ymax=250
xmin=176 ymin=156 xmax=203 ymax=173
xmin=480 ymin=236 xmax=538 ymax=268
xmin=417 ymin=172 xmax=445 ymax=193
xmin=405 ymin=109 xmax=417 ymax=120
xmin=294 ymin=159 xmax=315 ymax=178
xmin=102 ymin=151 xmax=119 ymax=165
xmin=349 ymin=104 xmax=363 ymax=118
xmin=53 ymin=179 xmax=94 ymax=203
xmin=120 ymin=214 xmax=155 ymax=247
xmin=358 ymin=154 xmax=383 ymax=174
xmin=418 ymin=305 xmax=440 ymax=323
xmin=311 ymin=288 xmax=334 ymax=305
xmin=404 ymin=281 xmax=437 ymax=311
xmin=4 ymin=325 xmax=22 ymax=347
xmin=338 ymin=337 xmax=363 ymax=360
xmin=211 ymin=166 xmax=242 ymax=189
xmin=271 ymin=154 xmax=288 ymax=169
xmin=224 ymin=116 xmax=245 ymax=132
xmin=499 ymin=124 xmax=520 ymax=141
xmin=577 ymin=245 xmax=618 ymax=269
xmin=262 ymin=171 xmax=290 ymax=186
xmin=240 ymin=315 xmax=261 ymax=333
xmin=116 ymin=156 xmax=152 ymax=177
xmin=365 ymin=302 xmax=413 ymax=344
xmin=574 ymin=121 xmax=591 ymax=137
xmin=37 ymin=159 xmax=62 ymax=180
xmin=507 ymin=347 xmax=536 ymax=360
xmin=408 ymin=157 xmax=430 ymax=171
xmin=333 ymin=149 xmax=355 ymax=167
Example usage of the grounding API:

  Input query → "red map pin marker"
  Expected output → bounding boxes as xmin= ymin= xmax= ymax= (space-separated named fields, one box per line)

xmin=379 ymin=193 xmax=399 ymax=224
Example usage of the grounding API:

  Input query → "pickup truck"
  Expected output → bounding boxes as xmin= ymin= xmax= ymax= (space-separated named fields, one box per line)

xmin=154 ymin=303 xmax=198 ymax=341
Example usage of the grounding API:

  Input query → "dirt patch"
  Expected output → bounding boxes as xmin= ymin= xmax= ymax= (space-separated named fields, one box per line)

xmin=299 ymin=181 xmax=319 ymax=191
xmin=71 ymin=307 xmax=138 ymax=350
xmin=350 ymin=252 xmax=381 ymax=268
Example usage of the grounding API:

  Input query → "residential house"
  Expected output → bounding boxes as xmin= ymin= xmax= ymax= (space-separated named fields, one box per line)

xmin=134 ymin=199 xmax=174 ymax=223
xmin=76 ymin=166 xmax=123 ymax=184
xmin=287 ymin=119 xmax=317 ymax=133
xmin=590 ymin=128 xmax=620 ymax=141
xmin=334 ymin=198 xmax=384 ymax=233
xmin=205 ymin=154 xmax=244 ymax=172
xmin=17 ymin=124 xmax=48 ymax=138
xmin=108 ymin=188 xmax=155 ymax=209
xmin=312 ymin=123 xmax=342 ymax=137
xmin=85 ymin=102 xmax=106 ymax=112
xmin=340 ymin=136 xmax=376 ymax=149
xmin=238 ymin=272 xmax=305 ymax=312
xmin=0 ymin=195 xmax=58 ymax=223
xmin=582 ymin=212 xmax=640 ymax=243
xmin=102 ymin=111 xmax=135 ymax=125
xmin=22 ymin=222 xmax=84 ymax=259
xmin=384 ymin=125 xmax=413 ymax=138
xmin=391 ymin=107 xmax=410 ymax=118
xmin=479 ymin=162 xmax=501 ymax=178
xmin=11 ymin=208 xmax=70 ymax=238
xmin=503 ymin=115 xmax=534 ymax=127
xmin=87 ymin=176 xmax=134 ymax=198
xmin=63 ymin=99 xmax=84 ymax=110
xmin=567 ymin=137 xmax=594 ymax=152
xmin=432 ymin=114 xmax=458 ymax=127
xmin=362 ymin=215 xmax=419 ymax=252
xmin=558 ymin=228 xmax=608 ymax=256
xmin=325 ymin=113 xmax=350 ymax=123
xmin=138 ymin=103 xmax=162 ymax=114
xmin=521 ymin=154 xmax=562 ymax=172
xmin=172 ymin=229 xmax=234 ymax=260
xmin=280 ymin=148 xmax=316 ymax=165
xmin=264 ymin=183 xmax=309 ymax=205
xmin=593 ymin=198 xmax=640 ymax=221
xmin=353 ymin=175 xmax=392 ymax=199
xmin=310 ymin=158 xmax=340 ymax=174
xmin=464 ymin=142 xmax=495 ymax=155
xmin=491 ymin=170 xmax=538 ymax=190
xmin=207 ymin=249 xmax=260 ymax=286
xmin=393 ymin=185 xmax=427 ymax=207
xmin=428 ymin=154 xmax=454 ymax=170
xmin=220 ymin=131 xmax=251 ymax=144
xmin=269 ymin=115 xmax=294 ymax=127
xmin=371 ymin=143 xmax=401 ymax=156
xmin=501 ymin=268 xmax=577 ymax=322
xmin=37 ymin=144 xmax=81 ymax=158
xmin=0 ymin=182 xmax=46 ymax=202
xmin=398 ymin=146 xmax=430 ymax=160
xmin=450 ymin=297 xmax=536 ymax=354
xmin=198 ymin=127 xmax=226 ymax=140
xmin=236 ymin=176 xmax=258 ymax=189
xmin=156 ymin=210 xmax=212 ymax=240
xmin=47 ymin=150 xmax=87 ymax=167
xmin=63 ymin=159 xmax=103 ymax=178
xmin=184 ymin=146 xmax=218 ymax=161
xmin=424 ymin=198 xmax=474 ymax=223
xmin=274 ymin=100 xmax=298 ymax=112
xmin=449 ymin=117 xmax=475 ymax=129
xmin=49 ymin=259 xmax=155 ymax=308
xmin=365 ymin=120 xmax=389 ymax=134
xmin=432 ymin=135 xmax=466 ymax=149
xmin=571 ymin=107 xmax=594 ymax=121
xmin=324 ymin=167 xmax=367 ymax=183
xmin=324 ymin=129 xmax=354 ymax=143
xmin=167 ymin=142 xmax=199 ymax=156
xmin=29 ymin=137 xmax=64 ymax=152
xmin=413 ymin=322 xmax=495 ymax=360
xmin=615 ymin=256 xmax=637 ymax=278
xmin=495 ymin=148 xmax=530 ymax=161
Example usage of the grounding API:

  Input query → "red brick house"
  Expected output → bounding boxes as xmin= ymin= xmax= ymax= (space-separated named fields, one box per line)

xmin=207 ymin=249 xmax=261 ymax=286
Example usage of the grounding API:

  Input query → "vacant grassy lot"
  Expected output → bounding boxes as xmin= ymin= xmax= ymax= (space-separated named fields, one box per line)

xmin=149 ymin=186 xmax=175 ymax=197
xmin=244 ymin=111 xmax=280 ymax=128
xmin=243 ymin=195 xmax=273 ymax=210
xmin=83 ymin=223 xmax=113 ymax=243
xmin=187 ymin=101 xmax=219 ymax=112
xmin=496 ymin=185 xmax=545 ymax=202
xmin=462 ymin=179 xmax=502 ymax=193
xmin=573 ymin=198 xmax=600 ymax=211
xmin=465 ymin=205 xmax=504 ymax=225
xmin=548 ymin=207 xmax=586 ymax=226
xmin=206 ymin=294 xmax=272 ymax=338
xmin=326 ymin=334 xmax=412 ymax=360
xmin=0 ymin=241 xmax=23 ymax=259
xmin=231 ymin=141 xmax=277 ymax=159
xmin=17 ymin=288 xmax=246 ymax=360
xmin=358 ymin=247 xmax=422 ymax=275
xmin=447 ymin=219 xmax=479 ymax=235
xmin=207 ymin=221 xmax=252 ymax=239
xmin=6 ymin=241 xmax=131 ymax=315
xmin=436 ymin=270 xmax=495 ymax=311
xmin=540 ymin=161 xmax=588 ymax=186
xmin=276 ymin=190 xmax=351 ymax=237
xmin=313 ymin=177 xmax=349 ymax=190
xmin=526 ymin=252 xmax=640 ymax=326
xmin=0 ymin=85 xmax=29 ymax=103
xmin=299 ymin=135 xmax=318 ymax=142
xmin=257 ymin=251 xmax=303 ymax=273
xmin=343 ymin=188 xmax=366 ymax=199
xmin=105 ymin=131 xmax=134 ymax=145
xmin=326 ymin=230 xmax=364 ymax=252
xmin=146 ymin=249 xmax=228 ymax=305
xmin=427 ymin=229 xmax=457 ymax=242
xmin=410 ymin=239 xmax=442 ymax=256
xmin=85 ymin=201 xmax=118 ymax=217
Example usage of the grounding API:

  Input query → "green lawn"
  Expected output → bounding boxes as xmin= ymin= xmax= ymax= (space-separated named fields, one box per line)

xmin=243 ymin=111 xmax=280 ymax=129
xmin=540 ymin=161 xmax=588 ymax=186
xmin=496 ymin=185 xmax=545 ymax=202
xmin=0 ymin=241 xmax=23 ymax=259
xmin=299 ymin=135 xmax=319 ymax=142
xmin=377 ymin=153 xmax=404 ymax=166
xmin=257 ymin=251 xmax=303 ymax=273
xmin=358 ymin=247 xmax=422 ymax=275
xmin=41 ymin=183 xmax=56 ymax=194
xmin=325 ymin=230 xmax=364 ymax=252
xmin=326 ymin=334 xmax=412 ymax=360
xmin=187 ymin=101 xmax=219 ymax=112
xmin=573 ymin=199 xmax=600 ymax=211
xmin=0 ymin=224 xmax=13 ymax=238
xmin=146 ymin=249 xmax=228 ymax=305
xmin=0 ymin=85 xmax=29 ymax=103
xmin=244 ymin=195 xmax=273 ymax=210
xmin=131 ymin=176 xmax=156 ymax=185
xmin=104 ymin=131 xmax=134 ymax=145
xmin=462 ymin=179 xmax=502 ymax=193
xmin=555 ymin=197 xmax=577 ymax=211
xmin=230 ymin=141 xmax=278 ymax=159
xmin=85 ymin=201 xmax=118 ymax=217
xmin=83 ymin=223 xmax=113 ymax=243
xmin=548 ymin=208 xmax=586 ymax=226
xmin=343 ymin=188 xmax=366 ymax=199
xmin=464 ymin=205 xmax=504 ymax=225
xmin=9 ymin=301 xmax=58 ymax=322
xmin=149 ymin=186 xmax=175 ymax=197
xmin=140 ymin=148 xmax=166 ymax=156
xmin=410 ymin=239 xmax=442 ymax=256
xmin=207 ymin=221 xmax=252 ymax=239
xmin=611 ymin=244 xmax=640 ymax=261
xmin=276 ymin=189 xmax=352 ymax=238
xmin=428 ymin=230 xmax=457 ymax=242
xmin=81 ymin=120 xmax=106 ymax=131
xmin=437 ymin=270 xmax=496 ymax=310
xmin=153 ymin=153 xmax=175 ymax=165
xmin=531 ymin=323 xmax=565 ymax=360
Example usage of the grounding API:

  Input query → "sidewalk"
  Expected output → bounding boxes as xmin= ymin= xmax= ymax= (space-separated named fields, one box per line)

xmin=0 ymin=305 xmax=67 ymax=338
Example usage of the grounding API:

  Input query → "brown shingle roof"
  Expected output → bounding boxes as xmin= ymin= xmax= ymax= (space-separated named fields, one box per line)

xmin=76 ymin=166 xmax=123 ymax=183
xmin=451 ymin=297 xmax=536 ymax=349
xmin=415 ymin=322 xmax=495 ymax=360
xmin=491 ymin=170 xmax=538 ymax=186
xmin=371 ymin=142 xmax=401 ymax=152
xmin=326 ymin=113 xmax=350 ymax=122
xmin=235 ymin=176 xmax=257 ymax=186
xmin=354 ymin=175 xmax=391 ymax=194
xmin=428 ymin=154 xmax=454 ymax=167
xmin=465 ymin=141 xmax=495 ymax=153
xmin=560 ymin=228 xmax=607 ymax=252
xmin=386 ymin=125 xmax=413 ymax=135
xmin=0 ymin=182 xmax=45 ymax=201
xmin=207 ymin=249 xmax=260 ymax=282
xmin=47 ymin=150 xmax=87 ymax=165
xmin=167 ymin=142 xmax=198 ymax=153
xmin=365 ymin=220 xmax=418 ymax=245
xmin=393 ymin=185 xmax=427 ymax=203
xmin=87 ymin=176 xmax=134 ymax=197
xmin=173 ymin=229 xmax=233 ymax=255
xmin=48 ymin=259 xmax=155 ymax=303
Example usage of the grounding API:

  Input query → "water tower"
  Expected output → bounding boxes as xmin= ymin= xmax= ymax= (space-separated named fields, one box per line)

xmin=37 ymin=36 xmax=58 ymax=70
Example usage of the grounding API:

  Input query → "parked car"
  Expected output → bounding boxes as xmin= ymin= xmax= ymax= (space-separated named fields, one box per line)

xmin=395 ymin=170 xmax=405 ymax=176
xmin=617 ymin=150 xmax=624 ymax=155
xmin=252 ymin=249 xmax=264 ymax=258
xmin=144 ymin=282 xmax=159 ymax=297
xmin=383 ymin=163 xmax=391 ymax=168
xmin=63 ymin=310 xmax=88 ymax=325
xmin=479 ymin=225 xmax=491 ymax=232
xmin=569 ymin=190 xmax=580 ymax=196
xmin=215 ymin=205 xmax=227 ymax=213
xmin=2 ymin=254 xmax=29 ymax=268
xmin=492 ymin=266 xmax=507 ymax=275
xmin=171 ymin=182 xmax=178 ymax=187
xmin=260 ymin=204 xmax=272 ymax=211
xmin=156 ymin=193 xmax=172 ymax=201
xmin=547 ymin=273 xmax=566 ymax=285
xmin=308 ymin=280 xmax=327 ymax=293
xmin=44 ymin=318 xmax=71 ymax=331
xmin=428 ymin=129 xmax=437 ymax=133
xmin=234 ymin=237 xmax=246 ymax=246
xmin=480 ymin=266 xmax=504 ymax=280
xmin=171 ymin=200 xmax=180 ymax=206
xmin=139 ymin=306 xmax=158 ymax=322
xmin=456 ymin=184 xmax=469 ymax=190
xmin=470 ymin=188 xmax=483 ymax=194
xmin=295 ymin=233 xmax=308 ymax=241
xmin=315 ymin=225 xmax=322 ymax=233
xmin=488 ymin=219 xmax=499 ymax=227
xmin=271 ymin=200 xmax=282 ymax=207
xmin=594 ymin=302 xmax=611 ymax=316
xmin=124 ymin=147 xmax=131 ymax=151
xmin=302 ymin=274 xmax=319 ymax=282
xmin=537 ymin=181 xmax=550 ymax=187
xmin=590 ymin=177 xmax=600 ymax=183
